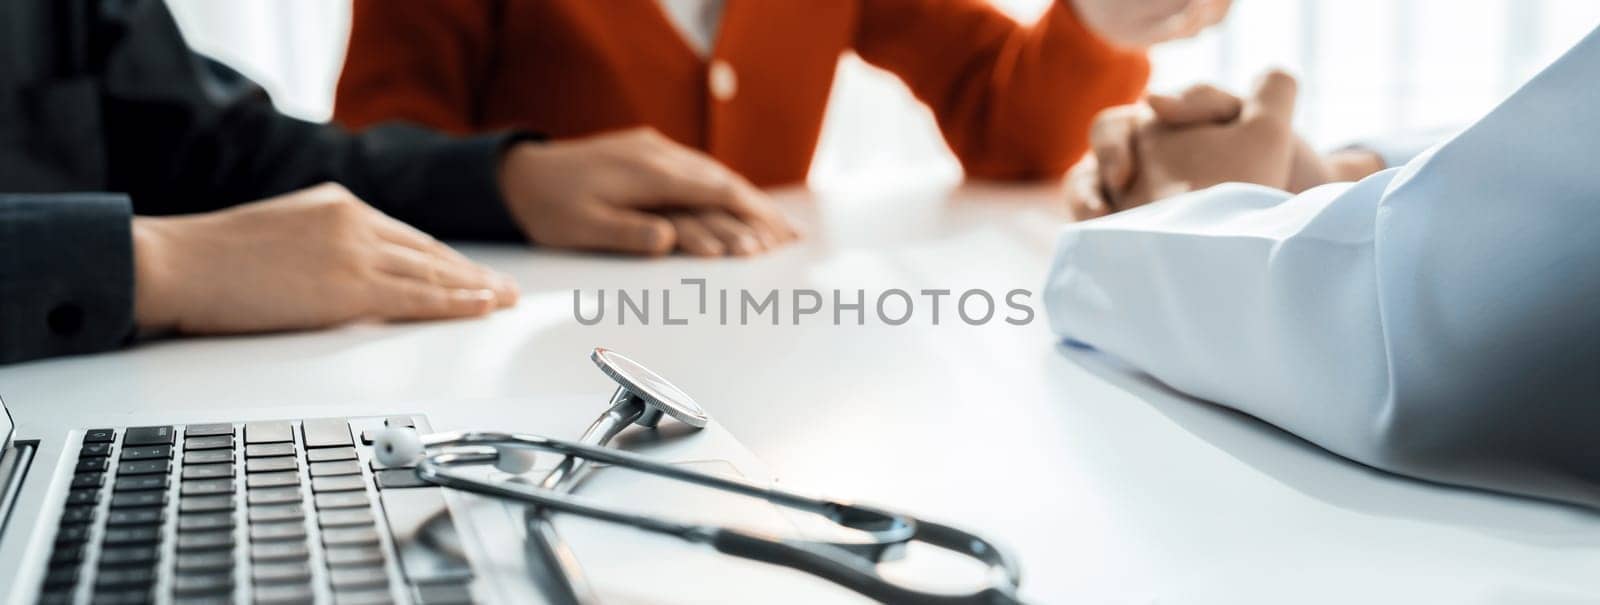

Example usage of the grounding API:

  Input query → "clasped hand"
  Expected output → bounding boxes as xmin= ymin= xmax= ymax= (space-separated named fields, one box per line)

xmin=1065 ymin=70 xmax=1387 ymax=220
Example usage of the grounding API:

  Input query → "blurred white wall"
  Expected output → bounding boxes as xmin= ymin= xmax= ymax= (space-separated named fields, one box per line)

xmin=165 ymin=0 xmax=1600 ymax=191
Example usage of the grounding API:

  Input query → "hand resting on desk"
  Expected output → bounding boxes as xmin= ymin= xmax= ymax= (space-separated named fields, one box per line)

xmin=499 ymin=128 xmax=799 ymax=257
xmin=131 ymin=183 xmax=519 ymax=334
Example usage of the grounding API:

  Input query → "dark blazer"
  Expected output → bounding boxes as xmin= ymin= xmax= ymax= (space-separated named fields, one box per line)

xmin=0 ymin=0 xmax=526 ymax=365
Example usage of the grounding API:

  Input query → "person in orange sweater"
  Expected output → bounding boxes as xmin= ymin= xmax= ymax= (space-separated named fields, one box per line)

xmin=336 ymin=0 xmax=1230 ymax=256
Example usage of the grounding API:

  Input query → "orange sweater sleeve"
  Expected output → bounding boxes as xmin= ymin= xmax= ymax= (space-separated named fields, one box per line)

xmin=853 ymin=0 xmax=1150 ymax=180
xmin=333 ymin=0 xmax=495 ymax=133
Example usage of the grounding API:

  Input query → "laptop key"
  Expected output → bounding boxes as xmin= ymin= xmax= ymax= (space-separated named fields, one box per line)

xmin=328 ymin=566 xmax=390 ymax=589
xmin=246 ymin=443 xmax=296 ymax=458
xmin=119 ymin=445 xmax=172 ymax=460
xmin=334 ymin=589 xmax=397 ymax=605
xmin=83 ymin=428 xmax=115 ymax=443
xmin=42 ymin=566 xmax=79 ymax=587
xmin=98 ymin=545 xmax=160 ymax=565
xmin=111 ymin=491 xmax=167 ymax=508
xmin=54 ymin=523 xmax=90 ymax=543
xmin=255 ymin=583 xmax=316 ymax=604
xmin=179 ymin=495 xmax=234 ymax=513
xmin=48 ymin=544 xmax=84 ymax=565
xmin=103 ymin=526 xmax=162 ymax=545
xmin=251 ymin=521 xmax=308 ymax=541
xmin=175 ymin=530 xmax=234 ymax=551
xmin=93 ymin=588 xmax=155 ymax=605
xmin=322 ymin=526 xmax=381 ymax=547
xmin=115 ymin=475 xmax=170 ymax=492
xmin=184 ymin=422 xmax=235 ymax=437
xmin=316 ymin=491 xmax=371 ymax=509
xmin=75 ymin=457 xmax=109 ymax=473
xmin=247 ymin=456 xmax=298 ymax=473
xmin=183 ymin=450 xmax=234 ymax=465
xmin=108 ymin=508 xmax=165 ymax=526
xmin=177 ymin=512 xmax=235 ymax=532
xmin=251 ymin=540 xmax=311 ymax=562
xmin=66 ymin=488 xmax=100 ymax=505
xmin=247 ymin=471 xmax=300 ymax=489
xmin=174 ymin=551 xmax=234 ymax=573
xmin=310 ymin=460 xmax=362 ymax=477
xmin=123 ymin=426 xmax=175 ymax=446
xmin=375 ymin=469 xmax=428 ymax=489
xmin=308 ymin=447 xmax=358 ymax=462
xmin=72 ymin=472 xmax=106 ymax=489
xmin=312 ymin=475 xmax=367 ymax=493
xmin=117 ymin=459 xmax=170 ymax=475
xmin=184 ymin=435 xmax=234 ymax=451
xmin=302 ymin=418 xmax=355 ymax=448
xmin=180 ymin=478 xmax=234 ymax=496
xmin=253 ymin=561 xmax=312 ymax=583
xmin=181 ymin=463 xmax=234 ymax=480
xmin=61 ymin=505 xmax=97 ymax=524
xmin=324 ymin=545 xmax=385 ymax=567
xmin=319 ymin=508 xmax=375 ymax=527
xmin=172 ymin=573 xmax=233 ymax=595
xmin=95 ymin=565 xmax=156 ymax=588
xmin=414 ymin=582 xmax=475 ymax=605
xmin=249 ymin=502 xmax=306 ymax=523
xmin=248 ymin=486 xmax=303 ymax=505
xmin=80 ymin=442 xmax=113 ymax=457
xmin=246 ymin=422 xmax=295 ymax=444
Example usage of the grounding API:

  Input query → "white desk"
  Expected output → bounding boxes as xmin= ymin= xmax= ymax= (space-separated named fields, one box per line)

xmin=3 ymin=184 xmax=1599 ymax=603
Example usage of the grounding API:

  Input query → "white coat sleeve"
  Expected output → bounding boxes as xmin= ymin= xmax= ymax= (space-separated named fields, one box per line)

xmin=1044 ymin=26 xmax=1600 ymax=506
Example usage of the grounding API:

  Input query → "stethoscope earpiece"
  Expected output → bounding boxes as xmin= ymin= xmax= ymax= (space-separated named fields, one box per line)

xmin=372 ymin=426 xmax=424 ymax=467
xmin=492 ymin=446 xmax=539 ymax=474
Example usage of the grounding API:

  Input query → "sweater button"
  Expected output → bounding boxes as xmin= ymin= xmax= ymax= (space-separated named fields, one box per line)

xmin=708 ymin=59 xmax=738 ymax=102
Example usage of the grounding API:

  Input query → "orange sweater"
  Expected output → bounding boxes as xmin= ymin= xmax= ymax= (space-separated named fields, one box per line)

xmin=334 ymin=0 xmax=1149 ymax=186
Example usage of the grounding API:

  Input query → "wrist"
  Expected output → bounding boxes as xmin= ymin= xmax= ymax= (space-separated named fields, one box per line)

xmin=131 ymin=217 xmax=179 ymax=330
xmin=497 ymin=141 xmax=560 ymax=239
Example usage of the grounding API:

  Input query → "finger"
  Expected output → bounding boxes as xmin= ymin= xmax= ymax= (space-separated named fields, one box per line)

xmin=1064 ymin=159 xmax=1112 ymax=221
xmin=696 ymin=210 xmax=764 ymax=256
xmin=371 ymin=279 xmax=497 ymax=322
xmin=569 ymin=205 xmax=677 ymax=255
xmin=376 ymin=243 xmax=510 ymax=300
xmin=369 ymin=212 xmax=474 ymax=265
xmin=667 ymin=214 xmax=726 ymax=257
xmin=1088 ymin=106 xmax=1142 ymax=193
xmin=627 ymin=137 xmax=801 ymax=242
xmin=1245 ymin=69 xmax=1299 ymax=122
xmin=372 ymin=218 xmax=518 ymax=307
xmin=1147 ymin=84 xmax=1243 ymax=125
xmin=732 ymin=181 xmax=801 ymax=244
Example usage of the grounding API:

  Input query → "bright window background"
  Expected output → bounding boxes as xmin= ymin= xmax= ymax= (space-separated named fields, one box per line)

xmin=167 ymin=0 xmax=1600 ymax=190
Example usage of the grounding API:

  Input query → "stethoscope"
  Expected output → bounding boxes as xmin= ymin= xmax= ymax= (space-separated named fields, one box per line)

xmin=374 ymin=348 xmax=1025 ymax=604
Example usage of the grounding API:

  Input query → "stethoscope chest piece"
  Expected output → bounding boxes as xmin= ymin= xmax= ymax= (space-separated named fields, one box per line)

xmin=591 ymin=347 xmax=709 ymax=429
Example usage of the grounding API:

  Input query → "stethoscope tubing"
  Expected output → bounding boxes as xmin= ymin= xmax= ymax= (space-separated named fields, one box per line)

xmin=412 ymin=430 xmax=1026 ymax=604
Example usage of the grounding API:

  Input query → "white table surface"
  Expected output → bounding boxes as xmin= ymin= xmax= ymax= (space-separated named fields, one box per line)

xmin=3 ymin=183 xmax=1599 ymax=603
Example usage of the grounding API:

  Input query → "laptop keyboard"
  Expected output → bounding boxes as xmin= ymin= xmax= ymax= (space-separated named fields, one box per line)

xmin=34 ymin=416 xmax=475 ymax=605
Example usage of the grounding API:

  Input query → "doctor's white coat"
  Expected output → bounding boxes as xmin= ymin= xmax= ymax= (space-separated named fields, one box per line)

xmin=1045 ymin=27 xmax=1600 ymax=506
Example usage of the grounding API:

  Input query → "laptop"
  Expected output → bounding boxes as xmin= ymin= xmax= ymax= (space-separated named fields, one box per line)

xmin=0 ymin=394 xmax=831 ymax=605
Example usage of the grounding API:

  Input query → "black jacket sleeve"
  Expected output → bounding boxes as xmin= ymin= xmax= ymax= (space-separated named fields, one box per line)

xmin=0 ymin=194 xmax=135 ymax=365
xmin=98 ymin=0 xmax=525 ymax=240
